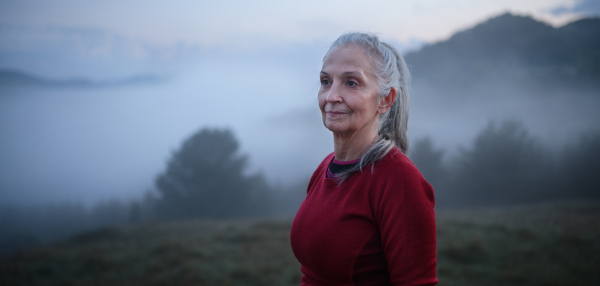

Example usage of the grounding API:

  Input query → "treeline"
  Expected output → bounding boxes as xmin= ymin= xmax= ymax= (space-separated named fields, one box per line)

xmin=2 ymin=123 xmax=599 ymax=257
xmin=0 ymin=197 xmax=153 ymax=257
xmin=411 ymin=120 xmax=600 ymax=207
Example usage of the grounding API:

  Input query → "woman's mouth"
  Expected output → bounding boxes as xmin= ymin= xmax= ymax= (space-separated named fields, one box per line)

xmin=326 ymin=111 xmax=349 ymax=115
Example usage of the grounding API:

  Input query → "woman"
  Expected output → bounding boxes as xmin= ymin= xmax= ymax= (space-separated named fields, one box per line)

xmin=290 ymin=33 xmax=438 ymax=286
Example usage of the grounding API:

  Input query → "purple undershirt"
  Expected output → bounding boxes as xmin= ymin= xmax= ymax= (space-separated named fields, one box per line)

xmin=326 ymin=157 xmax=361 ymax=178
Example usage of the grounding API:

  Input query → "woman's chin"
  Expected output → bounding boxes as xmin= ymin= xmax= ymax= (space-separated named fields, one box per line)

xmin=324 ymin=122 xmax=349 ymax=134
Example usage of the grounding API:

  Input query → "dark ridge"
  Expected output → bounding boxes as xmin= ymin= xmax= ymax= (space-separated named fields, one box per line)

xmin=404 ymin=13 xmax=600 ymax=94
xmin=0 ymin=69 xmax=51 ymax=86
xmin=559 ymin=17 xmax=600 ymax=35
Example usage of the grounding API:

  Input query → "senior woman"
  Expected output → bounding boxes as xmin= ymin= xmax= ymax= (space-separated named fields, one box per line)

xmin=290 ymin=33 xmax=437 ymax=286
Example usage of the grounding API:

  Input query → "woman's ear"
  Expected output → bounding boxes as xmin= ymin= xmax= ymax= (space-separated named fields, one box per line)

xmin=378 ymin=88 xmax=396 ymax=114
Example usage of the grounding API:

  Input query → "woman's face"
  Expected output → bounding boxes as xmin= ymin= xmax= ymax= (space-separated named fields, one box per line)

xmin=318 ymin=44 xmax=382 ymax=138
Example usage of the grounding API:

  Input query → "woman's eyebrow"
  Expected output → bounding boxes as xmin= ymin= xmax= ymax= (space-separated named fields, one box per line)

xmin=320 ymin=71 xmax=363 ymax=76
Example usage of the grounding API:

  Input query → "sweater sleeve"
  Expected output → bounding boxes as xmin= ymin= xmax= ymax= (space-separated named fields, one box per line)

xmin=375 ymin=160 xmax=438 ymax=286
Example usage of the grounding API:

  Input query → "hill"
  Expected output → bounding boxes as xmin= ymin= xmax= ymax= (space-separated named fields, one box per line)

xmin=0 ymin=69 xmax=164 ymax=88
xmin=1 ymin=203 xmax=599 ymax=285
xmin=405 ymin=13 xmax=600 ymax=98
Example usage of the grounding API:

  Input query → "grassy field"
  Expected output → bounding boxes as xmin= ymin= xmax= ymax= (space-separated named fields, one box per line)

xmin=1 ymin=202 xmax=599 ymax=285
xmin=436 ymin=203 xmax=600 ymax=285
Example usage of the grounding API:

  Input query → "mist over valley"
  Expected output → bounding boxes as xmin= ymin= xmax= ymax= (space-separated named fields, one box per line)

xmin=1 ymin=13 xmax=599 ymax=208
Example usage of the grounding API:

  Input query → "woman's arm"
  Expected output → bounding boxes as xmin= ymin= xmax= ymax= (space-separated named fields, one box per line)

xmin=375 ymin=162 xmax=438 ymax=286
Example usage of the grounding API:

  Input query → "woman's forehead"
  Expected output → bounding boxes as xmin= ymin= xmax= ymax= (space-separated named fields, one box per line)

xmin=322 ymin=44 xmax=377 ymax=75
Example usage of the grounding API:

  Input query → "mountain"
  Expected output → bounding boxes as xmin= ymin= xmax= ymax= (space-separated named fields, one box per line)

xmin=0 ymin=69 xmax=165 ymax=88
xmin=404 ymin=13 xmax=600 ymax=97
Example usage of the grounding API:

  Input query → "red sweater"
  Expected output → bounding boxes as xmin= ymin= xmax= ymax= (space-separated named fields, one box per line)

xmin=291 ymin=148 xmax=437 ymax=286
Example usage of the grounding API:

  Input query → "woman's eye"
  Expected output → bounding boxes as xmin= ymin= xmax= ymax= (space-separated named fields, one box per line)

xmin=347 ymin=80 xmax=357 ymax=87
xmin=321 ymin=79 xmax=330 ymax=86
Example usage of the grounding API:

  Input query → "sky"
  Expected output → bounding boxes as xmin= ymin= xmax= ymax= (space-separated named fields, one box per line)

xmin=0 ymin=0 xmax=588 ymax=48
xmin=0 ymin=0 xmax=599 ymax=206
xmin=0 ymin=0 xmax=594 ymax=80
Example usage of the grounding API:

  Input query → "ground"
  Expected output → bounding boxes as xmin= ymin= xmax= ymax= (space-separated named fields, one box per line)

xmin=1 ymin=202 xmax=599 ymax=285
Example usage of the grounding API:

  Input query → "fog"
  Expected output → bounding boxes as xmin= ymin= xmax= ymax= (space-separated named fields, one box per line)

xmin=0 ymin=43 xmax=327 ymax=205
xmin=410 ymin=82 xmax=600 ymax=154
xmin=2 ymin=34 xmax=600 ymax=207
xmin=1 ymin=2 xmax=599 ymax=209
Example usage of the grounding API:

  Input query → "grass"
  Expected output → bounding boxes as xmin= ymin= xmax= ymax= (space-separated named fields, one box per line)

xmin=1 ymin=203 xmax=599 ymax=285
xmin=0 ymin=220 xmax=301 ymax=286
xmin=436 ymin=202 xmax=600 ymax=285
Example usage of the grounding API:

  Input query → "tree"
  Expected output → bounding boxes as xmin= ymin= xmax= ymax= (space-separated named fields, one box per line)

xmin=449 ymin=120 xmax=552 ymax=206
xmin=411 ymin=137 xmax=445 ymax=189
xmin=155 ymin=128 xmax=270 ymax=219
xmin=410 ymin=137 xmax=449 ymax=205
xmin=559 ymin=131 xmax=600 ymax=200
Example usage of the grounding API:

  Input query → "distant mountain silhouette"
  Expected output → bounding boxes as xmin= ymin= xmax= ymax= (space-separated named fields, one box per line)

xmin=405 ymin=13 xmax=600 ymax=97
xmin=0 ymin=69 xmax=164 ymax=88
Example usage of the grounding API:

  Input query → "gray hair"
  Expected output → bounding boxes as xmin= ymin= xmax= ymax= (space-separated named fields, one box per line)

xmin=325 ymin=32 xmax=411 ymax=182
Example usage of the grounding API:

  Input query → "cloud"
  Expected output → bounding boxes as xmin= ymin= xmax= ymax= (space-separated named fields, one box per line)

xmin=0 ymin=25 xmax=201 ymax=79
xmin=551 ymin=0 xmax=600 ymax=16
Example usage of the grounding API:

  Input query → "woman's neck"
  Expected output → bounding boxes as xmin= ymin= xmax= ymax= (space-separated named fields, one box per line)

xmin=332 ymin=128 xmax=378 ymax=161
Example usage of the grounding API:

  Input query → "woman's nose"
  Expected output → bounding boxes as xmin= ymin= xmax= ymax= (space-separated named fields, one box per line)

xmin=326 ymin=83 xmax=342 ymax=103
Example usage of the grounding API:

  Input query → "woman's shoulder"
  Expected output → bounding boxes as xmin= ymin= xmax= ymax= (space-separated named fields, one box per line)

xmin=379 ymin=147 xmax=420 ymax=173
xmin=373 ymin=147 xmax=436 ymax=205
xmin=374 ymin=147 xmax=432 ymax=189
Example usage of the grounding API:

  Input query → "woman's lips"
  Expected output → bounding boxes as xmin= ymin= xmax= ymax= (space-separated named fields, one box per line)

xmin=326 ymin=111 xmax=349 ymax=115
